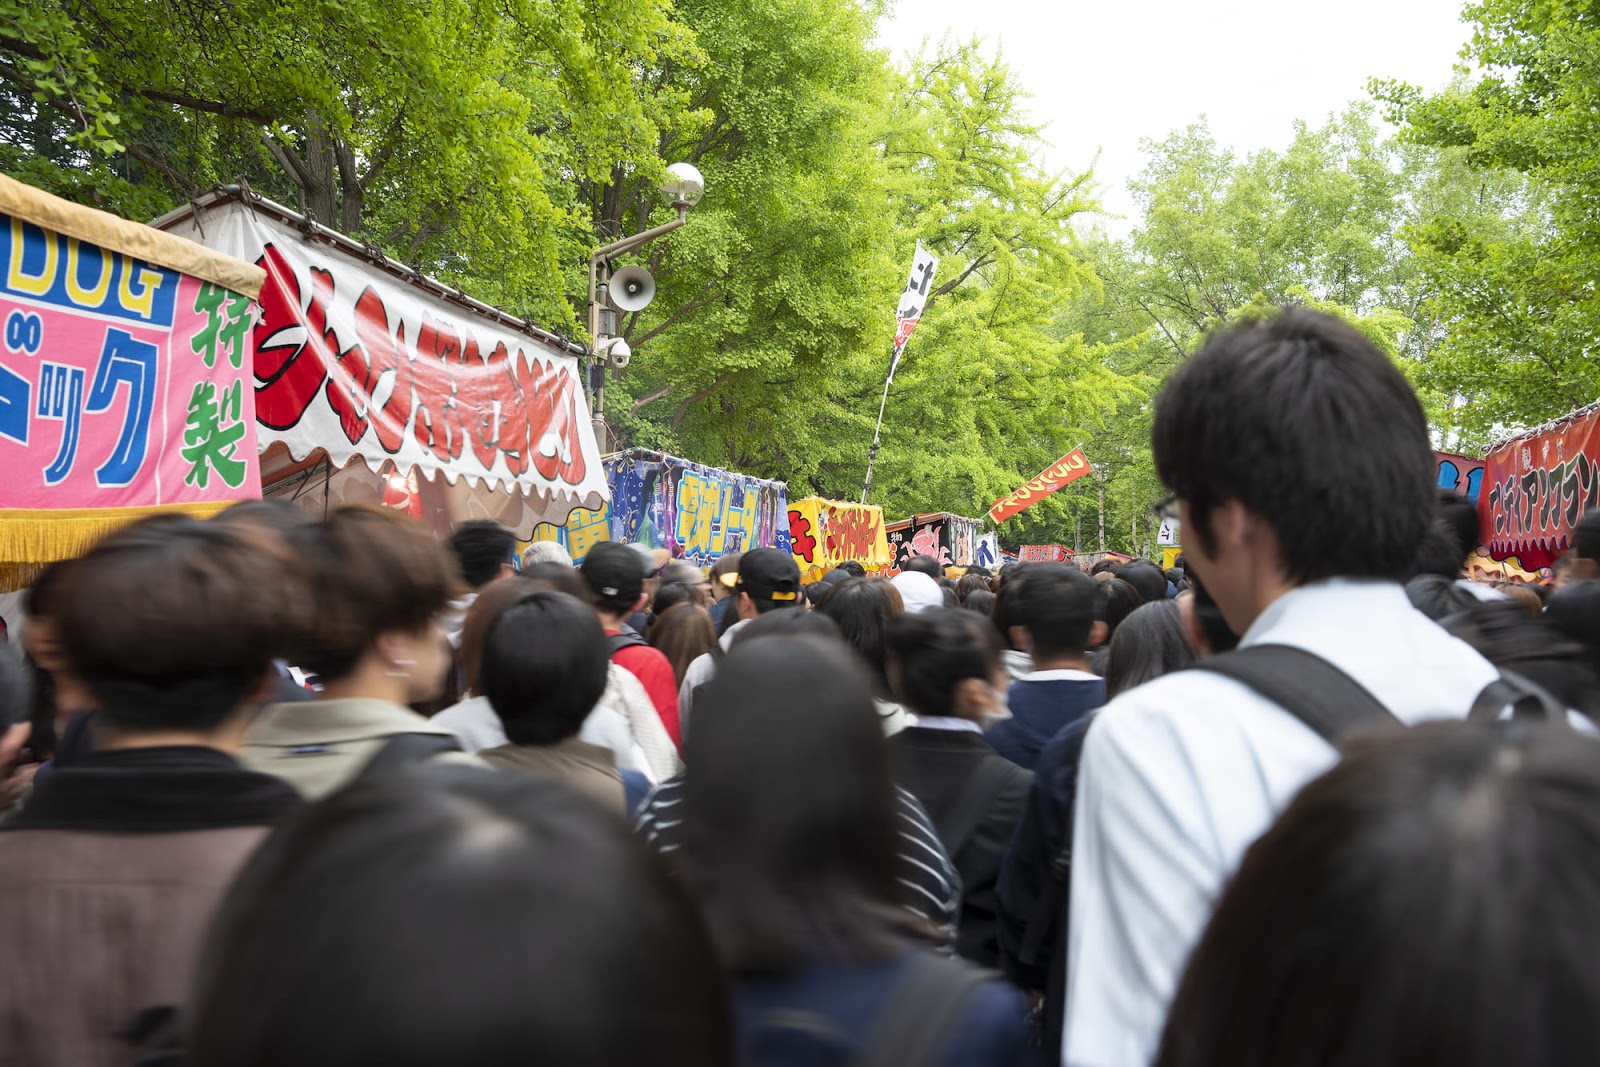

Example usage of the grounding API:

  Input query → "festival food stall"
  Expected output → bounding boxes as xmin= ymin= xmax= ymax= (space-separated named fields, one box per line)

xmin=152 ymin=188 xmax=607 ymax=540
xmin=884 ymin=512 xmax=983 ymax=571
xmin=0 ymin=175 xmax=266 ymax=594
xmin=787 ymin=496 xmax=892 ymax=583
xmin=527 ymin=448 xmax=789 ymax=565
xmin=1018 ymin=544 xmax=1073 ymax=563
xmin=1478 ymin=400 xmax=1600 ymax=577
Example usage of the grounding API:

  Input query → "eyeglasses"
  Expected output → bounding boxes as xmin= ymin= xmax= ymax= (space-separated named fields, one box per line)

xmin=1150 ymin=494 xmax=1181 ymax=524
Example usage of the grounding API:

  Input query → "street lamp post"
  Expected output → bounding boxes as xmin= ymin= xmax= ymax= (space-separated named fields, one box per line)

xmin=587 ymin=162 xmax=704 ymax=453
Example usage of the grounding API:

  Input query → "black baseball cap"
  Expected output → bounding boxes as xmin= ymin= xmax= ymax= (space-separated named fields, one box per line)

xmin=581 ymin=541 xmax=645 ymax=610
xmin=737 ymin=547 xmax=801 ymax=603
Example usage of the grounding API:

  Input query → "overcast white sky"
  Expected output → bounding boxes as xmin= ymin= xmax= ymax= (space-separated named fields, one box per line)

xmin=875 ymin=0 xmax=1473 ymax=231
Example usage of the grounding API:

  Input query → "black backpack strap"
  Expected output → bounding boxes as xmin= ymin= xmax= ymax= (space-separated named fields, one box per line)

xmin=609 ymin=627 xmax=649 ymax=653
xmin=1018 ymin=838 xmax=1071 ymax=967
xmin=1190 ymin=644 xmax=1400 ymax=744
xmin=936 ymin=755 xmax=1017 ymax=860
xmin=1468 ymin=670 xmax=1569 ymax=723
xmin=360 ymin=732 xmax=461 ymax=778
xmin=855 ymin=952 xmax=991 ymax=1067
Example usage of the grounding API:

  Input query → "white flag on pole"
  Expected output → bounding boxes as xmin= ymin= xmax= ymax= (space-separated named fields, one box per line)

xmin=889 ymin=241 xmax=939 ymax=381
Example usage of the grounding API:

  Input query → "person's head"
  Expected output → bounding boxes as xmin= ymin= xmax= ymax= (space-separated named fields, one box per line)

xmin=1119 ymin=560 xmax=1169 ymax=603
xmin=1436 ymin=490 xmax=1481 ymax=562
xmin=1442 ymin=601 xmax=1600 ymax=723
xmin=835 ymin=560 xmax=867 ymax=579
xmin=728 ymin=608 xmax=843 ymax=648
xmin=457 ymin=577 xmax=538 ymax=696
xmin=1177 ymin=568 xmax=1240 ymax=657
xmin=651 ymin=581 xmax=699 ymax=618
xmin=1546 ymin=580 xmax=1600 ymax=660
xmin=481 ymin=591 xmax=610 ymax=747
xmin=448 ymin=520 xmax=518 ymax=590
xmin=1156 ymin=721 xmax=1600 ymax=1067
xmin=1498 ymin=583 xmax=1546 ymax=619
xmin=956 ymin=573 xmax=991 ymax=604
xmin=60 ymin=516 xmax=304 ymax=745
xmin=803 ymin=580 xmax=838 ymax=611
xmin=889 ymin=570 xmax=943 ymax=615
xmin=661 ymin=561 xmax=711 ymax=608
xmin=520 ymin=562 xmax=591 ymax=600
xmin=580 ymin=541 xmax=647 ymax=623
xmin=995 ymin=561 xmax=1029 ymax=590
xmin=708 ymin=551 xmax=742 ymax=602
xmin=1405 ymin=573 xmax=1484 ymax=622
xmin=211 ymin=497 xmax=315 ymax=538
xmin=819 ymin=578 xmax=905 ymax=695
xmin=1409 ymin=519 xmax=1472 ymax=580
xmin=1089 ymin=558 xmax=1122 ymax=579
xmin=962 ymin=588 xmax=996 ymax=619
xmin=1104 ymin=600 xmax=1196 ymax=699
xmin=1009 ymin=564 xmax=1102 ymax=666
xmin=1564 ymin=508 xmax=1600 ymax=585
xmin=902 ymin=555 xmax=942 ymax=579
xmin=520 ymin=540 xmax=574 ymax=570
xmin=293 ymin=506 xmax=461 ymax=703
xmin=186 ymin=766 xmax=734 ymax=1067
xmin=990 ymin=563 xmax=1032 ymax=649
xmin=647 ymin=603 xmax=718 ymax=689
xmin=733 ymin=548 xmax=802 ymax=621
xmin=1164 ymin=567 xmax=1187 ymax=590
xmin=1153 ymin=309 xmax=1434 ymax=635
xmin=885 ymin=608 xmax=1007 ymax=724
xmin=683 ymin=634 xmax=905 ymax=974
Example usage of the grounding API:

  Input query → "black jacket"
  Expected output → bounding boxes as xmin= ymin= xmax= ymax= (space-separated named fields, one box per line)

xmin=888 ymin=726 xmax=1032 ymax=967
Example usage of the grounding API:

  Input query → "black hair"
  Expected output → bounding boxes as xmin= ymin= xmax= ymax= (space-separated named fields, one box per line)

xmin=1409 ymin=520 xmax=1471 ymax=580
xmin=962 ymin=589 xmax=996 ymax=618
xmin=1119 ymin=560 xmax=1169 ymax=604
xmin=1157 ymin=721 xmax=1600 ymax=1067
xmin=990 ymin=563 xmax=1033 ymax=649
xmin=60 ymin=517 xmax=305 ymax=733
xmin=902 ymin=556 xmax=942 ymax=579
xmin=940 ymin=585 xmax=960 ymax=608
xmin=1546 ymin=580 xmax=1600 ymax=657
xmin=1164 ymin=567 xmax=1185 ymax=587
xmin=187 ymin=766 xmax=734 ymax=1067
xmin=448 ymin=520 xmax=517 ymax=589
xmin=1104 ymin=600 xmax=1196 ymax=698
xmin=1405 ymin=574 xmax=1483 ymax=621
xmin=652 ymin=582 xmax=699 ymax=618
xmin=836 ymin=560 xmax=867 ymax=578
xmin=803 ymin=581 xmax=837 ymax=611
xmin=819 ymin=578 xmax=903 ymax=695
xmin=1010 ymin=564 xmax=1099 ymax=660
xmin=1089 ymin=558 xmax=1122 ymax=577
xmin=1442 ymin=600 xmax=1600 ymax=724
xmin=684 ymin=635 xmax=905 ymax=974
xmin=1097 ymin=578 xmax=1142 ymax=643
xmin=659 ymin=561 xmax=703 ymax=588
xmin=1436 ymin=490 xmax=1481 ymax=562
xmin=956 ymin=573 xmax=991 ymax=603
xmin=521 ymin=562 xmax=591 ymax=601
xmin=211 ymin=498 xmax=315 ymax=537
xmin=884 ymin=608 xmax=1003 ymax=717
xmin=728 ymin=609 xmax=842 ymax=648
xmin=1152 ymin=308 xmax=1433 ymax=583
xmin=1575 ymin=508 xmax=1600 ymax=562
xmin=481 ymin=592 xmax=610 ymax=746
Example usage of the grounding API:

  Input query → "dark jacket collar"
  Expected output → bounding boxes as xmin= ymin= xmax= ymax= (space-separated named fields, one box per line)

xmin=3 ymin=745 xmax=302 ymax=833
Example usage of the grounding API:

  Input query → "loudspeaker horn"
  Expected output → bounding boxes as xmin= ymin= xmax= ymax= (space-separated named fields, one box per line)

xmin=608 ymin=266 xmax=657 ymax=313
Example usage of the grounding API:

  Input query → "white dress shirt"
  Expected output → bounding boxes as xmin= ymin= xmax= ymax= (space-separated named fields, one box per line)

xmin=1061 ymin=578 xmax=1500 ymax=1067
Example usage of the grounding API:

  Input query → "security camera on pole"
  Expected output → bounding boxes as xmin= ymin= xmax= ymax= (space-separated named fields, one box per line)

xmin=586 ymin=162 xmax=705 ymax=452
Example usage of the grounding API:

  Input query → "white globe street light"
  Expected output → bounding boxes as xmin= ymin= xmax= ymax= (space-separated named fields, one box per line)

xmin=660 ymin=162 xmax=705 ymax=209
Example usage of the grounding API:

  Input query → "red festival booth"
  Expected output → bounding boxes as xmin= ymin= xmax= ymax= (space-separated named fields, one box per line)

xmin=152 ymin=188 xmax=608 ymax=538
xmin=1479 ymin=400 xmax=1600 ymax=575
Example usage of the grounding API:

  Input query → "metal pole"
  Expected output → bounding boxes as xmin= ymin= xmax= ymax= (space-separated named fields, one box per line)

xmin=861 ymin=355 xmax=895 ymax=503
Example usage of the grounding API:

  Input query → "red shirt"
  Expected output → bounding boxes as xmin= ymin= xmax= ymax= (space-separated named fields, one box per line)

xmin=607 ymin=633 xmax=683 ymax=750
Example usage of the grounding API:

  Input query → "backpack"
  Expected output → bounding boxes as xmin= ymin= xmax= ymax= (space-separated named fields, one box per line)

xmin=358 ymin=732 xmax=461 ymax=778
xmin=748 ymin=952 xmax=993 ymax=1067
xmin=1012 ymin=642 xmax=1570 ymax=1045
xmin=609 ymin=626 xmax=649 ymax=654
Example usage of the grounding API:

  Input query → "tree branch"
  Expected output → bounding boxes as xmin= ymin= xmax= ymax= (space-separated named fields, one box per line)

xmin=671 ymin=371 xmax=737 ymax=429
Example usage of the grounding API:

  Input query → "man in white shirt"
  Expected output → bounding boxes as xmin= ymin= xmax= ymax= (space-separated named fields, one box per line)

xmin=1061 ymin=309 xmax=1500 ymax=1067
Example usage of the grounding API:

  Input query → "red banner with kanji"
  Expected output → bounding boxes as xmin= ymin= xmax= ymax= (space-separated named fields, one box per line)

xmin=1481 ymin=405 xmax=1600 ymax=571
xmin=988 ymin=449 xmax=1092 ymax=524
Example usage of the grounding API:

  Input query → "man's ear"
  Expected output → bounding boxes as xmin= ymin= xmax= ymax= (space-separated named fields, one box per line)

xmin=632 ymin=592 xmax=650 ymax=613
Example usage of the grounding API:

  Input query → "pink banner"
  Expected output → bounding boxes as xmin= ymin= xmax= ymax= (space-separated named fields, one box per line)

xmin=0 ymin=215 xmax=261 ymax=510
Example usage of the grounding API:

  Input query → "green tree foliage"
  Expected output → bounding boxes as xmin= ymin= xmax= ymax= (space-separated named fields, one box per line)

xmin=1374 ymin=1 xmax=1600 ymax=439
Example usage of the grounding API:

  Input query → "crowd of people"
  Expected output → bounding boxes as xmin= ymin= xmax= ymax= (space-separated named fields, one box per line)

xmin=3 ymin=307 xmax=1600 ymax=1066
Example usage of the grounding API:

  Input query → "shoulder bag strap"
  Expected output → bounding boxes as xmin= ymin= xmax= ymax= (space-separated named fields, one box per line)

xmin=360 ymin=732 xmax=461 ymax=779
xmin=1190 ymin=644 xmax=1400 ymax=744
